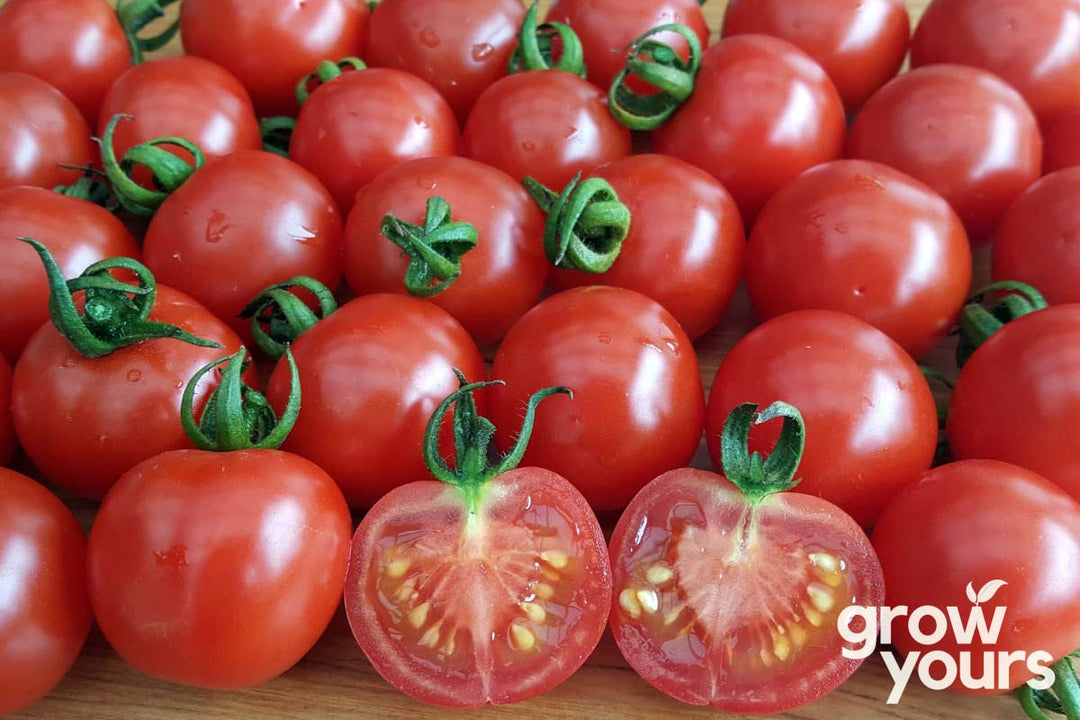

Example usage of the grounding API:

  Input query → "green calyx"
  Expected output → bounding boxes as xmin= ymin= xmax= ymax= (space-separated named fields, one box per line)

xmin=720 ymin=402 xmax=806 ymax=504
xmin=181 ymin=347 xmax=300 ymax=452
xmin=19 ymin=237 xmax=221 ymax=359
xmin=609 ymin=23 xmax=702 ymax=131
xmin=115 ymin=0 xmax=181 ymax=64
xmin=54 ymin=165 xmax=119 ymax=212
xmin=524 ymin=172 xmax=630 ymax=273
xmin=1019 ymin=655 xmax=1080 ymax=720
xmin=296 ymin=58 xmax=367 ymax=106
xmin=957 ymin=280 xmax=1048 ymax=368
xmin=380 ymin=196 xmax=478 ymax=298
xmin=238 ymin=276 xmax=338 ymax=360
xmin=507 ymin=1 xmax=586 ymax=77
xmin=260 ymin=117 xmax=296 ymax=158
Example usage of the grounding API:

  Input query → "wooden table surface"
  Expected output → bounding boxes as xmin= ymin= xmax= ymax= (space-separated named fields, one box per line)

xmin=9 ymin=0 xmax=1028 ymax=718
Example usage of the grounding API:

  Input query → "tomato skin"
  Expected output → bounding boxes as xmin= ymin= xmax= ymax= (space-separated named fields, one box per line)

xmin=12 ymin=285 xmax=248 ymax=499
xmin=653 ymin=35 xmax=846 ymax=224
xmin=463 ymin=70 xmax=632 ymax=191
xmin=0 ymin=357 xmax=13 ymax=467
xmin=143 ymin=151 xmax=344 ymax=340
xmin=1044 ymin=108 xmax=1080 ymax=172
xmin=366 ymin=0 xmax=524 ymax=123
xmin=873 ymin=460 xmax=1080 ymax=692
xmin=290 ymin=68 xmax=460 ymax=213
xmin=0 ymin=72 xmax=92 ymax=191
xmin=551 ymin=154 xmax=745 ymax=340
xmin=490 ymin=287 xmax=705 ymax=512
xmin=345 ymin=467 xmax=611 ymax=707
xmin=948 ymin=305 xmax=1080 ymax=502
xmin=0 ymin=468 xmax=91 ymax=715
xmin=707 ymin=310 xmax=938 ymax=527
xmin=609 ymin=468 xmax=885 ymax=712
xmin=88 ymin=449 xmax=351 ymax=689
xmin=180 ymin=0 xmax=369 ymax=118
xmin=345 ymin=156 xmax=548 ymax=347
xmin=746 ymin=159 xmax=972 ymax=358
xmin=847 ymin=64 xmax=1042 ymax=243
xmin=911 ymin=0 xmax=1080 ymax=128
xmin=0 ymin=187 xmax=140 ymax=363
xmin=266 ymin=294 xmax=485 ymax=508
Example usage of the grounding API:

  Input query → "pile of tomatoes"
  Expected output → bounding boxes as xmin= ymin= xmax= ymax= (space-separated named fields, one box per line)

xmin=2 ymin=0 xmax=1080 ymax=717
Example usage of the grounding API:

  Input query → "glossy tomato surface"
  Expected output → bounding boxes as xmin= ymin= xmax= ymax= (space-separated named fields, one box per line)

xmin=707 ymin=311 xmax=938 ymax=527
xmin=0 ymin=468 xmax=91 ymax=716
xmin=1044 ymin=107 xmax=1080 ymax=172
xmin=0 ymin=0 xmax=129 ymax=125
xmin=653 ymin=35 xmax=845 ymax=224
xmin=290 ymin=68 xmax=459 ymax=213
xmin=181 ymin=0 xmax=369 ymax=117
xmin=88 ymin=449 xmax=352 ymax=689
xmin=0 ymin=187 xmax=139 ymax=363
xmin=746 ymin=160 xmax=972 ymax=358
xmin=366 ymin=0 xmax=524 ymax=123
xmin=948 ymin=305 xmax=1080 ymax=501
xmin=610 ymin=468 xmax=885 ymax=712
xmin=0 ymin=72 xmax=92 ymax=191
xmin=345 ymin=156 xmax=547 ymax=346
xmin=0 ymin=356 xmax=12 ymax=466
xmin=463 ymin=70 xmax=632 ymax=191
xmin=266 ymin=294 xmax=485 ymax=508
xmin=873 ymin=460 xmax=1080 ymax=691
xmin=490 ymin=287 xmax=705 ymax=512
xmin=12 ymin=285 xmax=247 ymax=499
xmin=346 ymin=468 xmax=611 ymax=706
xmin=848 ymin=64 xmax=1042 ymax=242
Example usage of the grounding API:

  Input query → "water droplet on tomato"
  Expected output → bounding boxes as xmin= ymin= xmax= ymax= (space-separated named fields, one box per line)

xmin=413 ymin=115 xmax=429 ymax=128
xmin=471 ymin=43 xmax=494 ymax=62
xmin=205 ymin=210 xmax=232 ymax=243
xmin=127 ymin=369 xmax=142 ymax=382
xmin=419 ymin=27 xmax=440 ymax=48
xmin=418 ymin=177 xmax=437 ymax=190
xmin=289 ymin=225 xmax=317 ymax=243
xmin=521 ymin=140 xmax=536 ymax=151
xmin=597 ymin=332 xmax=611 ymax=344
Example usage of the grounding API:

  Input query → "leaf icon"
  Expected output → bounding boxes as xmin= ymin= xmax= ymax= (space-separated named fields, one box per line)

xmin=966 ymin=582 xmax=978 ymax=604
xmin=977 ymin=579 xmax=1009 ymax=605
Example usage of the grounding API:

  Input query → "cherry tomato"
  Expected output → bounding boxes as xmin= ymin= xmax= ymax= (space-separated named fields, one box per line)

xmin=911 ymin=0 xmax=1080 ymax=127
xmin=290 ymin=68 xmax=459 ymax=213
xmin=546 ymin=0 xmax=710 ymax=94
xmin=873 ymin=460 xmax=1080 ymax=691
xmin=653 ymin=35 xmax=846 ymax=224
xmin=345 ymin=156 xmax=548 ymax=347
xmin=0 ymin=187 xmax=139 ymax=363
xmin=89 ymin=449 xmax=351 ymax=689
xmin=463 ymin=70 xmax=632 ymax=191
xmin=0 ymin=356 xmax=14 ymax=467
xmin=0 ymin=468 xmax=91 ymax=715
xmin=0 ymin=73 xmax=92 ymax=191
xmin=848 ymin=64 xmax=1042 ymax=243
xmin=366 ymin=0 xmax=524 ymax=123
xmin=1043 ymin=107 xmax=1080 ymax=172
xmin=948 ymin=305 xmax=1080 ymax=502
xmin=551 ymin=154 xmax=745 ymax=340
xmin=707 ymin=310 xmax=938 ymax=527
xmin=722 ymin=0 xmax=909 ymax=111
xmin=143 ymin=150 xmax=344 ymax=339
xmin=180 ymin=0 xmax=369 ymax=118
xmin=490 ymin=286 xmax=705 ymax=512
xmin=746 ymin=159 xmax=972 ymax=358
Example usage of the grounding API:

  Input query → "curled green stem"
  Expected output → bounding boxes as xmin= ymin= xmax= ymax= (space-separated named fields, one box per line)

xmin=296 ymin=58 xmax=366 ymax=106
xmin=957 ymin=280 xmax=1048 ymax=368
xmin=720 ymin=402 xmax=805 ymax=504
xmin=238 ymin=276 xmax=337 ymax=359
xmin=1020 ymin=657 xmax=1080 ymax=720
xmin=380 ymin=197 xmax=478 ymax=297
xmin=54 ymin=165 xmax=118 ymax=212
xmin=507 ymin=1 xmax=586 ymax=77
xmin=609 ymin=23 xmax=702 ymax=131
xmin=260 ymin=117 xmax=296 ymax=158
xmin=115 ymin=0 xmax=181 ymax=64
xmin=524 ymin=173 xmax=630 ymax=273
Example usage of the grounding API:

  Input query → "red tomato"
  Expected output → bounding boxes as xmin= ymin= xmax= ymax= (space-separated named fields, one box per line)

xmin=707 ymin=310 xmax=938 ymax=527
xmin=1043 ymin=106 xmax=1080 ymax=172
xmin=463 ymin=70 xmax=632 ymax=191
xmin=89 ymin=449 xmax=351 ymax=689
xmin=180 ymin=0 xmax=369 ymax=118
xmin=873 ymin=460 xmax=1080 ymax=691
xmin=948 ymin=305 xmax=1080 ymax=502
xmin=848 ymin=64 xmax=1042 ymax=242
xmin=290 ymin=68 xmax=459 ymax=213
xmin=545 ymin=0 xmax=710 ymax=93
xmin=143 ymin=151 xmax=344 ymax=340
xmin=345 ymin=156 xmax=548 ymax=346
xmin=0 ymin=187 xmax=139 ymax=363
xmin=550 ymin=154 xmax=745 ymax=340
xmin=0 ymin=0 xmax=129 ymax=125
xmin=366 ymin=0 xmax=524 ymax=123
xmin=0 ymin=73 xmax=92 ymax=191
xmin=490 ymin=287 xmax=705 ymax=511
xmin=911 ymin=0 xmax=1080 ymax=127
xmin=0 ymin=468 xmax=91 ymax=715
xmin=722 ymin=0 xmax=909 ymax=111
xmin=0 ymin=357 xmax=12 ymax=467
xmin=653 ymin=35 xmax=845 ymax=224
xmin=746 ymin=159 xmax=972 ymax=358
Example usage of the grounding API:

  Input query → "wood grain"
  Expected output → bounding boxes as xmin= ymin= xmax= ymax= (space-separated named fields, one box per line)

xmin=10 ymin=1 xmax=1025 ymax=718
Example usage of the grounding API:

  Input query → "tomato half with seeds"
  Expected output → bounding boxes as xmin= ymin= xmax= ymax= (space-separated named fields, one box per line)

xmin=610 ymin=403 xmax=885 ymax=713
xmin=0 ymin=356 xmax=15 ymax=467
